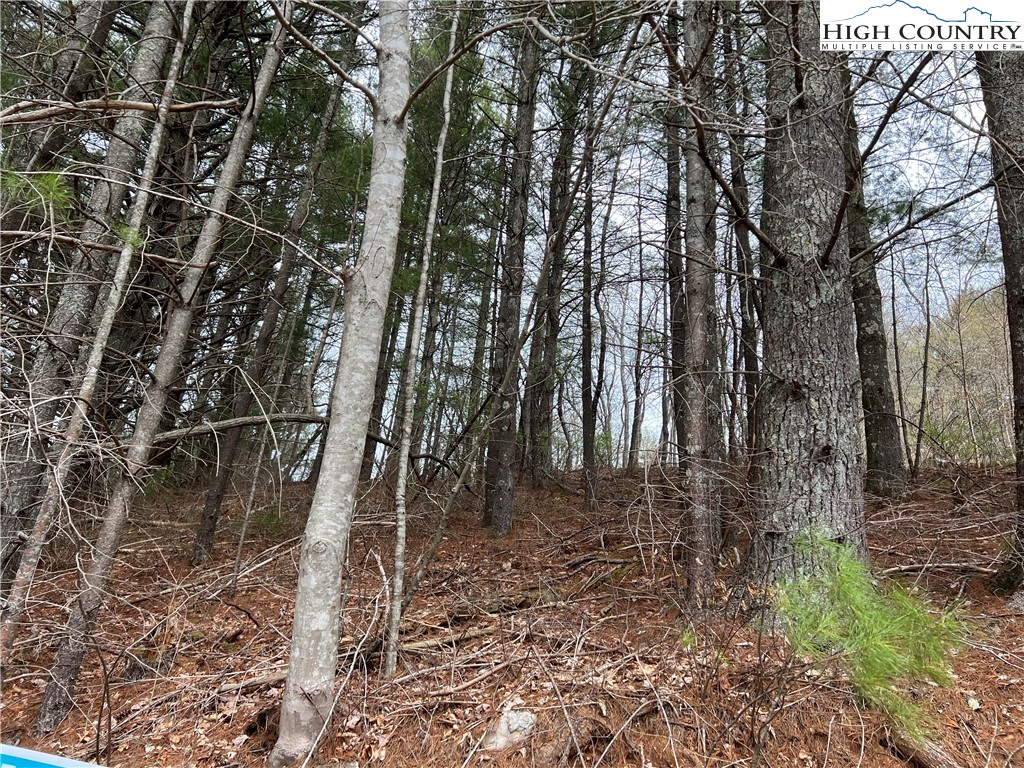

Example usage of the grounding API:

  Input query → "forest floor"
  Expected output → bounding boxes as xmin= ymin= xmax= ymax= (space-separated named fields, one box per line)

xmin=2 ymin=467 xmax=1023 ymax=768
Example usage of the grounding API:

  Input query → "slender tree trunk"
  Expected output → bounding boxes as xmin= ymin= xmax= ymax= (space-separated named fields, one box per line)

xmin=34 ymin=8 xmax=290 ymax=733
xmin=469 ymin=106 xmax=512 ymax=422
xmin=469 ymin=225 xmax=501 ymax=417
xmin=191 ymin=79 xmax=343 ymax=564
xmin=385 ymin=6 xmax=459 ymax=677
xmin=744 ymin=3 xmax=865 ymax=586
xmin=1 ymin=0 xmax=177 ymax=586
xmin=681 ymin=0 xmax=722 ymax=605
xmin=891 ymin=264 xmax=913 ymax=470
xmin=664 ymin=12 xmax=686 ymax=465
xmin=483 ymin=26 xmax=541 ymax=535
xmin=913 ymin=252 xmax=932 ymax=476
xmin=411 ymin=266 xmax=443 ymax=456
xmin=360 ymin=292 xmax=406 ymax=484
xmin=581 ymin=70 xmax=598 ymax=512
xmin=269 ymin=4 xmax=410 ymax=763
xmin=843 ymin=69 xmax=907 ymax=498
xmin=627 ymin=241 xmax=645 ymax=471
xmin=524 ymin=60 xmax=580 ymax=487
xmin=0 ymin=0 xmax=196 ymax=666
xmin=723 ymin=2 xmax=760 ymax=452
xmin=976 ymin=51 xmax=1024 ymax=591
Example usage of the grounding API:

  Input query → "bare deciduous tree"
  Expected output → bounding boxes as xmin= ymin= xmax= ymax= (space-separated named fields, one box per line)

xmin=269 ymin=3 xmax=411 ymax=762
xmin=35 ymin=4 xmax=292 ymax=732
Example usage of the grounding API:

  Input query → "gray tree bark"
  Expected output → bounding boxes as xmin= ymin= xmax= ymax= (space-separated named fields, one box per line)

xmin=976 ymin=51 xmax=1024 ymax=592
xmin=582 ymin=67 xmax=598 ymax=512
xmin=744 ymin=2 xmax=866 ymax=586
xmin=664 ymin=11 xmax=686 ymax=467
xmin=34 ymin=5 xmax=290 ymax=732
xmin=723 ymin=1 xmax=760 ymax=452
xmin=384 ymin=4 xmax=459 ymax=678
xmin=483 ymin=26 xmax=541 ymax=535
xmin=523 ymin=58 xmax=581 ymax=488
xmin=681 ymin=0 xmax=722 ymax=605
xmin=191 ymin=78 xmax=343 ymax=565
xmin=268 ymin=3 xmax=410 ymax=763
xmin=1 ymin=0 xmax=177 ymax=582
xmin=0 ymin=0 xmax=197 ymax=668
xmin=843 ymin=69 xmax=907 ymax=499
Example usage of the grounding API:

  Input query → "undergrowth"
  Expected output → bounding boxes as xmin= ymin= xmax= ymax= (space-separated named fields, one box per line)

xmin=776 ymin=537 xmax=965 ymax=743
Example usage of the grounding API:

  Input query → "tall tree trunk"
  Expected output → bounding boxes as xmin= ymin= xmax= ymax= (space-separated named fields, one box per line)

xmin=468 ymin=106 xmax=512 ymax=423
xmin=581 ymin=67 xmax=598 ymax=512
xmin=385 ymin=5 xmax=459 ymax=677
xmin=483 ymin=26 xmax=541 ymax=535
xmin=744 ymin=2 xmax=865 ymax=586
xmin=34 ymin=7 xmax=290 ymax=732
xmin=0 ymin=0 xmax=196 ymax=666
xmin=665 ymin=11 xmax=686 ymax=465
xmin=268 ymin=3 xmax=410 ymax=763
xmin=524 ymin=59 xmax=580 ymax=487
xmin=723 ymin=1 xmax=760 ymax=452
xmin=976 ymin=51 xmax=1024 ymax=592
xmin=912 ymin=252 xmax=932 ymax=477
xmin=681 ymin=0 xmax=722 ymax=605
xmin=1 ymin=0 xmax=177 ymax=587
xmin=191 ymin=79 xmax=343 ymax=564
xmin=842 ymin=69 xmax=907 ymax=499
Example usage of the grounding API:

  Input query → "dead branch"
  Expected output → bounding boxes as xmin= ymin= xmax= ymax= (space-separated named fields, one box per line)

xmin=0 ymin=97 xmax=238 ymax=125
xmin=883 ymin=726 xmax=962 ymax=768
xmin=424 ymin=658 xmax=520 ymax=697
xmin=880 ymin=563 xmax=997 ymax=577
xmin=216 ymin=626 xmax=495 ymax=694
xmin=152 ymin=413 xmax=326 ymax=444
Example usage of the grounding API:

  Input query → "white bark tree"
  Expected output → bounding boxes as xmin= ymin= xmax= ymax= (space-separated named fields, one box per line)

xmin=269 ymin=3 xmax=410 ymax=764
xmin=0 ymin=0 xmax=197 ymax=668
xmin=34 ymin=4 xmax=292 ymax=732
xmin=384 ymin=4 xmax=459 ymax=678
xmin=1 ymin=0 xmax=177 ymax=585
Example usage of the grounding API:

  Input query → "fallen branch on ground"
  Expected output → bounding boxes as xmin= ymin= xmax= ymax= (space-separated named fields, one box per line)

xmin=880 ymin=563 xmax=996 ymax=577
xmin=216 ymin=625 xmax=496 ymax=694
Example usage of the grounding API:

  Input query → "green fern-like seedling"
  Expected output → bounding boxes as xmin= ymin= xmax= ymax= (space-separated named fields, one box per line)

xmin=1 ymin=170 xmax=71 ymax=216
xmin=776 ymin=537 xmax=964 ymax=743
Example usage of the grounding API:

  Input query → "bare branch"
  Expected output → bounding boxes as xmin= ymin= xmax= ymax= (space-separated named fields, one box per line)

xmin=0 ymin=98 xmax=238 ymax=126
xmin=269 ymin=0 xmax=377 ymax=109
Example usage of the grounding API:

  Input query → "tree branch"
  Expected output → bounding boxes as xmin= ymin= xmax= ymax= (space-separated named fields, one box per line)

xmin=0 ymin=98 xmax=238 ymax=126
xmin=268 ymin=0 xmax=377 ymax=109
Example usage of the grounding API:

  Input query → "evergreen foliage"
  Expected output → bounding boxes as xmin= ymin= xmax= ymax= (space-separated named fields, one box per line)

xmin=777 ymin=537 xmax=965 ymax=743
xmin=0 ymin=170 xmax=71 ymax=216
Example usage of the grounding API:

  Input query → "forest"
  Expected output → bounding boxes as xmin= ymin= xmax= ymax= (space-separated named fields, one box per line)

xmin=2 ymin=1 xmax=1024 ymax=766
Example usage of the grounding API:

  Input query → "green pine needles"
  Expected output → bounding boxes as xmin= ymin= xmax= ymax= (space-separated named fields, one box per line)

xmin=776 ymin=536 xmax=965 ymax=743
xmin=0 ymin=170 xmax=71 ymax=216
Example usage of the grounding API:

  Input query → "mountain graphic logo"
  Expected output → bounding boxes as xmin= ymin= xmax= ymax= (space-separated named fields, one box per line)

xmin=830 ymin=1 xmax=1015 ymax=24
